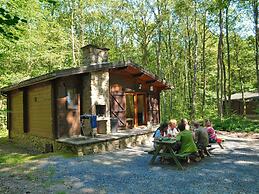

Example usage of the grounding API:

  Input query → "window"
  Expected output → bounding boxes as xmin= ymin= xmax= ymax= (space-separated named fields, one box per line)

xmin=67 ymin=88 xmax=78 ymax=110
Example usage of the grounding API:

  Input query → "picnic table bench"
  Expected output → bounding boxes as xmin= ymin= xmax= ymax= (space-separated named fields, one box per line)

xmin=148 ymin=138 xmax=190 ymax=170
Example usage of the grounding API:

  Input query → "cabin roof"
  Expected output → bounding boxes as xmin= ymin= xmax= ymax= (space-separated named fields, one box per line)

xmin=230 ymin=92 xmax=259 ymax=100
xmin=0 ymin=61 xmax=171 ymax=94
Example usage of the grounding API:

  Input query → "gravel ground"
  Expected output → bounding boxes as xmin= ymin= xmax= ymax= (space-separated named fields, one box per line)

xmin=1 ymin=135 xmax=259 ymax=194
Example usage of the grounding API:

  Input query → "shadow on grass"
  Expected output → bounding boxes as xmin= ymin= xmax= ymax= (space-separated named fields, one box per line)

xmin=0 ymin=130 xmax=76 ymax=166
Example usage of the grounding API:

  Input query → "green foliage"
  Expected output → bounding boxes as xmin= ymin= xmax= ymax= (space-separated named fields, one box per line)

xmin=211 ymin=116 xmax=259 ymax=132
xmin=0 ymin=7 xmax=27 ymax=40
xmin=0 ymin=0 xmax=258 ymax=129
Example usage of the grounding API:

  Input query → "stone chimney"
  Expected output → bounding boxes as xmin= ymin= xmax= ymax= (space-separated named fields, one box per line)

xmin=81 ymin=44 xmax=109 ymax=66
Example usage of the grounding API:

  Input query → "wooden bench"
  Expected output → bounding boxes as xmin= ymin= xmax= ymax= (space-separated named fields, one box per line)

xmin=148 ymin=149 xmax=192 ymax=164
xmin=148 ymin=139 xmax=194 ymax=170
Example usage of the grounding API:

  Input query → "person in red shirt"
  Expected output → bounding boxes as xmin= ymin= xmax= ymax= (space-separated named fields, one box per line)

xmin=205 ymin=119 xmax=224 ymax=149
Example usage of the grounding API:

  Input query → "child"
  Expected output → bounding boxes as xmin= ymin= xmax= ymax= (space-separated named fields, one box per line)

xmin=205 ymin=119 xmax=224 ymax=149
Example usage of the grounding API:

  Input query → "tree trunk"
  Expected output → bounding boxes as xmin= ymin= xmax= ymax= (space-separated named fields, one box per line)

xmin=223 ymin=52 xmax=227 ymax=115
xmin=201 ymin=12 xmax=207 ymax=118
xmin=155 ymin=2 xmax=162 ymax=77
xmin=71 ymin=2 xmax=76 ymax=66
xmin=253 ymin=0 xmax=259 ymax=92
xmin=186 ymin=16 xmax=193 ymax=117
xmin=191 ymin=0 xmax=198 ymax=120
xmin=217 ymin=9 xmax=224 ymax=119
xmin=79 ymin=0 xmax=84 ymax=47
xmin=141 ymin=42 xmax=148 ymax=67
xmin=240 ymin=70 xmax=246 ymax=117
xmin=234 ymin=34 xmax=246 ymax=117
xmin=226 ymin=4 xmax=231 ymax=115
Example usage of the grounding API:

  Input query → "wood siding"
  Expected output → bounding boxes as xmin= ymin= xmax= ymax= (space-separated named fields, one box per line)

xmin=230 ymin=99 xmax=259 ymax=115
xmin=56 ymin=76 xmax=81 ymax=138
xmin=110 ymin=70 xmax=161 ymax=126
xmin=148 ymin=94 xmax=160 ymax=125
xmin=10 ymin=90 xmax=24 ymax=133
xmin=110 ymin=89 xmax=126 ymax=127
xmin=28 ymin=83 xmax=52 ymax=138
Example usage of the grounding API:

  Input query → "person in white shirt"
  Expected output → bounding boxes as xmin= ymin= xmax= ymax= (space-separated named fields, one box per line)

xmin=167 ymin=119 xmax=179 ymax=138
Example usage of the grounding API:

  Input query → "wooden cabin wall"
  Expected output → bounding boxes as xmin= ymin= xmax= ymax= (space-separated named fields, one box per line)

xmin=230 ymin=100 xmax=240 ymax=114
xmin=27 ymin=82 xmax=52 ymax=138
xmin=10 ymin=90 xmax=24 ymax=134
xmin=246 ymin=100 xmax=259 ymax=114
xmin=56 ymin=75 xmax=81 ymax=138
xmin=110 ymin=72 xmax=161 ymax=125
xmin=230 ymin=99 xmax=259 ymax=116
xmin=148 ymin=93 xmax=160 ymax=125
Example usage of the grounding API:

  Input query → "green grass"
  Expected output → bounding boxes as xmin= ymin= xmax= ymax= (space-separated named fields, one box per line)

xmin=212 ymin=116 xmax=259 ymax=133
xmin=0 ymin=129 xmax=8 ymax=142
xmin=0 ymin=129 xmax=76 ymax=166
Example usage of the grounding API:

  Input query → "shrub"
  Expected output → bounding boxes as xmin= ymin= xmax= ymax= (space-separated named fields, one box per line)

xmin=211 ymin=116 xmax=259 ymax=132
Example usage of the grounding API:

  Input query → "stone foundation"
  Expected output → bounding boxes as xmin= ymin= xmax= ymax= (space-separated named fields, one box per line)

xmin=58 ymin=131 xmax=154 ymax=156
xmin=9 ymin=130 xmax=154 ymax=155
xmin=9 ymin=131 xmax=68 ymax=153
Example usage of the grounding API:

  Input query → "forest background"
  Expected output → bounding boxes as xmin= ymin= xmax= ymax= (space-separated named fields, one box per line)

xmin=0 ymin=0 xmax=259 ymax=132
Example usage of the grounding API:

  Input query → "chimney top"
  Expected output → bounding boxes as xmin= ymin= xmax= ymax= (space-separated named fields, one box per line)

xmin=81 ymin=44 xmax=109 ymax=66
xmin=81 ymin=44 xmax=110 ymax=51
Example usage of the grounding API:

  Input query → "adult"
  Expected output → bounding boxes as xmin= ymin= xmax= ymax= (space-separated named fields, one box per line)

xmin=193 ymin=121 xmax=210 ymax=157
xmin=167 ymin=119 xmax=179 ymax=138
xmin=181 ymin=118 xmax=190 ymax=130
xmin=153 ymin=123 xmax=168 ymax=148
xmin=176 ymin=123 xmax=199 ymax=161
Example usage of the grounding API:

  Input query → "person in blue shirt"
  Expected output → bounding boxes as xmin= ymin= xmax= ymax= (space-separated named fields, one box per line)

xmin=153 ymin=123 xmax=168 ymax=139
xmin=153 ymin=122 xmax=168 ymax=149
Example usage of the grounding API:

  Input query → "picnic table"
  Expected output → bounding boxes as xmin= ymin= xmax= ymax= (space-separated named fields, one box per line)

xmin=149 ymin=138 xmax=189 ymax=170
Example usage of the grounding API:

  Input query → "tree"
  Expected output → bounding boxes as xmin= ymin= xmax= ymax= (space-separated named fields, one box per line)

xmin=0 ymin=7 xmax=26 ymax=40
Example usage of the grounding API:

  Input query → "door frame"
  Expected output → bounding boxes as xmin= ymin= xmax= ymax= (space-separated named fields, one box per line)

xmin=125 ymin=92 xmax=147 ymax=127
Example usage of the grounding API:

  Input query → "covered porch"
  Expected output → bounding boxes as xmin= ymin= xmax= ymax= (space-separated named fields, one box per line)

xmin=56 ymin=125 xmax=158 ymax=156
xmin=109 ymin=64 xmax=169 ymax=130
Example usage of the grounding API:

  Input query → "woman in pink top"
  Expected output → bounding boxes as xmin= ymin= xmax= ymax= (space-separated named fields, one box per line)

xmin=205 ymin=119 xmax=224 ymax=148
xmin=205 ymin=120 xmax=217 ymax=143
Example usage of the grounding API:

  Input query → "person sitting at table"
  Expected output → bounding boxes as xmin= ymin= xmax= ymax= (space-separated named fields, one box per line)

xmin=193 ymin=121 xmax=210 ymax=157
xmin=181 ymin=118 xmax=190 ymax=130
xmin=153 ymin=123 xmax=169 ymax=163
xmin=175 ymin=123 xmax=200 ymax=162
xmin=153 ymin=122 xmax=168 ymax=139
xmin=167 ymin=119 xmax=179 ymax=138
xmin=153 ymin=122 xmax=168 ymax=149
xmin=205 ymin=119 xmax=224 ymax=149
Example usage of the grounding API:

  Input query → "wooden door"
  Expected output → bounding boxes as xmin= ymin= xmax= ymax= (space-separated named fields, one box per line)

xmin=56 ymin=77 xmax=81 ymax=138
xmin=110 ymin=84 xmax=126 ymax=127
xmin=125 ymin=92 xmax=147 ymax=127
xmin=136 ymin=94 xmax=147 ymax=126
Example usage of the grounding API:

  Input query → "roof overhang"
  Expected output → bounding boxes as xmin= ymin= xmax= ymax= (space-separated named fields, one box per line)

xmin=229 ymin=92 xmax=259 ymax=100
xmin=110 ymin=61 xmax=172 ymax=90
xmin=0 ymin=61 xmax=172 ymax=95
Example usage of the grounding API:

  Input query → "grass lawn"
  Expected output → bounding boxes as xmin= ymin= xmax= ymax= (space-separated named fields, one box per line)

xmin=0 ymin=129 xmax=75 ymax=166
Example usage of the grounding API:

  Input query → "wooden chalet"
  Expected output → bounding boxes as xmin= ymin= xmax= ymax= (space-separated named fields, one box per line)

xmin=0 ymin=45 xmax=170 ymax=153
xmin=228 ymin=92 xmax=259 ymax=118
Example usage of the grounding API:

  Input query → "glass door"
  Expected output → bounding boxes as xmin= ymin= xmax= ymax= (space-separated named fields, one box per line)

xmin=125 ymin=93 xmax=146 ymax=128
